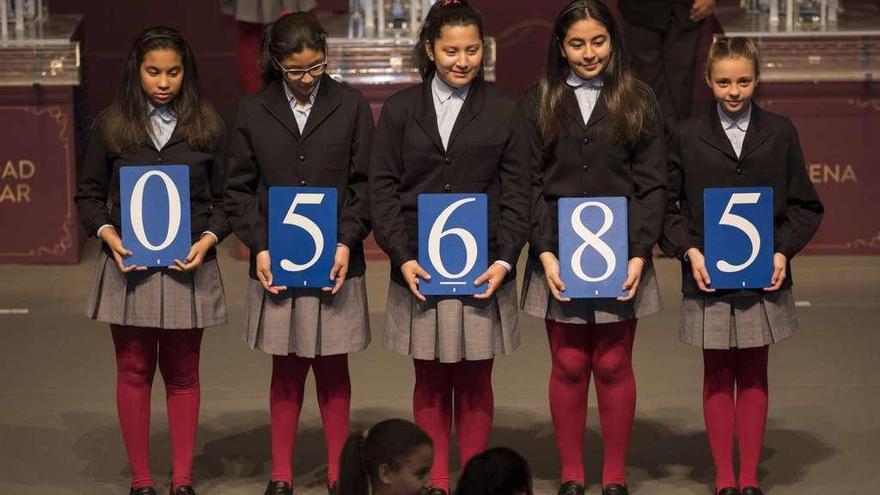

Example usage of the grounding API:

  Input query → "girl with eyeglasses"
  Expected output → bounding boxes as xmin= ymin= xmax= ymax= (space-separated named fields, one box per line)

xmin=224 ymin=12 xmax=374 ymax=495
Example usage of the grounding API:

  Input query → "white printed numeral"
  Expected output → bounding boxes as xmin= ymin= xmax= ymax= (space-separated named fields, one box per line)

xmin=716 ymin=192 xmax=761 ymax=273
xmin=428 ymin=198 xmax=478 ymax=279
xmin=129 ymin=171 xmax=182 ymax=251
xmin=570 ymin=201 xmax=617 ymax=282
xmin=280 ymin=193 xmax=325 ymax=272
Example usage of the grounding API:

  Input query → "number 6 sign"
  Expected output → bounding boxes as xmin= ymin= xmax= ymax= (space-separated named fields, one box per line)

xmin=418 ymin=193 xmax=488 ymax=296
xmin=120 ymin=165 xmax=192 ymax=267
xmin=269 ymin=187 xmax=338 ymax=289
xmin=704 ymin=187 xmax=774 ymax=289
xmin=558 ymin=197 xmax=628 ymax=298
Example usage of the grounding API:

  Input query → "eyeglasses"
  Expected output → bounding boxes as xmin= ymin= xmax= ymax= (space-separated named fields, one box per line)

xmin=274 ymin=57 xmax=328 ymax=81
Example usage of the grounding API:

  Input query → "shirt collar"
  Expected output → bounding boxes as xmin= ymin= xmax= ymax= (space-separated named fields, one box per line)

xmin=432 ymin=73 xmax=470 ymax=104
xmin=148 ymin=103 xmax=176 ymax=124
xmin=566 ymin=71 xmax=604 ymax=89
xmin=283 ymin=79 xmax=321 ymax=109
xmin=717 ymin=102 xmax=752 ymax=132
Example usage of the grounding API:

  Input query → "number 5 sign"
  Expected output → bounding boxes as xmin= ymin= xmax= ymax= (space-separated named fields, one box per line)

xmin=558 ymin=197 xmax=628 ymax=298
xmin=120 ymin=165 xmax=192 ymax=267
xmin=418 ymin=193 xmax=488 ymax=296
xmin=269 ymin=187 xmax=338 ymax=289
xmin=704 ymin=187 xmax=774 ymax=289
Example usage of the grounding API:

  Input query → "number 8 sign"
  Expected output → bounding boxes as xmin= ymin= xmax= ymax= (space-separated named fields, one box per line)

xmin=269 ymin=187 xmax=338 ymax=289
xmin=558 ymin=197 xmax=628 ymax=298
xmin=418 ymin=193 xmax=488 ymax=296
xmin=703 ymin=187 xmax=774 ymax=289
xmin=120 ymin=165 xmax=192 ymax=267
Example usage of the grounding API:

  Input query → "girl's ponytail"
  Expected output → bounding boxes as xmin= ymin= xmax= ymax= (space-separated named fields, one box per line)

xmin=337 ymin=432 xmax=370 ymax=495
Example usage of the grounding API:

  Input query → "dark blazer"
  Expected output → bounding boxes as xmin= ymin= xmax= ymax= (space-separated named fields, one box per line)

xmin=75 ymin=115 xmax=230 ymax=260
xmin=369 ymin=78 xmax=531 ymax=287
xmin=618 ymin=0 xmax=700 ymax=31
xmin=225 ymin=75 xmax=373 ymax=281
xmin=523 ymin=84 xmax=668 ymax=266
xmin=660 ymin=103 xmax=824 ymax=296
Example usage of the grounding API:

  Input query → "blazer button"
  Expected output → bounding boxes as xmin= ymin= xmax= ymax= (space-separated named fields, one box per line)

xmin=582 ymin=137 xmax=590 ymax=144
xmin=300 ymin=180 xmax=307 ymax=186
xmin=298 ymin=155 xmax=306 ymax=162
xmin=444 ymin=156 xmax=451 ymax=165
xmin=736 ymin=167 xmax=743 ymax=175
xmin=443 ymin=183 xmax=452 ymax=192
xmin=157 ymin=157 xmax=163 ymax=163
xmin=582 ymin=164 xmax=589 ymax=171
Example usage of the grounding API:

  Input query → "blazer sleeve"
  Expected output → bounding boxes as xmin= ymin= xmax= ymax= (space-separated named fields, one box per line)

xmin=775 ymin=119 xmax=824 ymax=258
xmin=224 ymin=100 xmax=268 ymax=253
xmin=205 ymin=140 xmax=232 ymax=242
xmin=74 ymin=124 xmax=112 ymax=237
xmin=659 ymin=123 xmax=692 ymax=258
xmin=338 ymin=92 xmax=374 ymax=249
xmin=627 ymin=113 xmax=668 ymax=260
xmin=368 ymin=99 xmax=414 ymax=269
xmin=522 ymin=91 xmax=556 ymax=257
xmin=495 ymin=102 xmax=532 ymax=266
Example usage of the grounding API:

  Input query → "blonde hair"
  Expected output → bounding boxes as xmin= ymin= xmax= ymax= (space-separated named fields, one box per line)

xmin=705 ymin=37 xmax=761 ymax=80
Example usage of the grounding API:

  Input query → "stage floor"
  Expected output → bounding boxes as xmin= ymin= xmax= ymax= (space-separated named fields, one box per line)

xmin=1 ymin=240 xmax=877 ymax=495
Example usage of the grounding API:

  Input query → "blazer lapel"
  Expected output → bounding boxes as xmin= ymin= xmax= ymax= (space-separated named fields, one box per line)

xmin=261 ymin=81 xmax=302 ymax=140
xmin=585 ymin=91 xmax=609 ymax=130
xmin=563 ymin=88 xmax=586 ymax=131
xmin=300 ymin=74 xmax=343 ymax=142
xmin=738 ymin=104 xmax=771 ymax=162
xmin=414 ymin=81 xmax=445 ymax=153
xmin=446 ymin=78 xmax=485 ymax=150
xmin=699 ymin=105 xmax=739 ymax=162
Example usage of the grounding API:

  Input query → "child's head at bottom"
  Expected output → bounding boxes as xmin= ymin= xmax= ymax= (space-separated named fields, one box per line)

xmin=455 ymin=447 xmax=533 ymax=495
xmin=338 ymin=418 xmax=434 ymax=495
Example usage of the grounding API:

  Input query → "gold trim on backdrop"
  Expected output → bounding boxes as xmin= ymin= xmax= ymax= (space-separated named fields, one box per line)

xmin=0 ymin=105 xmax=74 ymax=258
xmin=846 ymin=99 xmax=880 ymax=112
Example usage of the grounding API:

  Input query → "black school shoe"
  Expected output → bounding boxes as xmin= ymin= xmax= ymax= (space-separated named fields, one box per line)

xmin=264 ymin=481 xmax=293 ymax=495
xmin=428 ymin=489 xmax=448 ymax=495
xmin=170 ymin=485 xmax=196 ymax=495
xmin=558 ymin=481 xmax=586 ymax=495
xmin=130 ymin=487 xmax=157 ymax=495
xmin=602 ymin=483 xmax=629 ymax=495
xmin=741 ymin=488 xmax=763 ymax=495
xmin=717 ymin=488 xmax=740 ymax=495
xmin=327 ymin=481 xmax=337 ymax=495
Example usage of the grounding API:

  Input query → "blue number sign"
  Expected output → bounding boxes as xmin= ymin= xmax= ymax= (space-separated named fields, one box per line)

xmin=418 ymin=193 xmax=488 ymax=296
xmin=269 ymin=187 xmax=338 ymax=289
xmin=704 ymin=187 xmax=774 ymax=289
xmin=558 ymin=197 xmax=628 ymax=298
xmin=120 ymin=165 xmax=191 ymax=267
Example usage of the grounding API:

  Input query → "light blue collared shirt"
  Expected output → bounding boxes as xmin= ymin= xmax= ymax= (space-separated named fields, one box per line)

xmin=431 ymin=74 xmax=470 ymax=150
xmin=283 ymin=80 xmax=321 ymax=133
xmin=148 ymin=104 xmax=177 ymax=150
xmin=566 ymin=72 xmax=603 ymax=125
xmin=717 ymin=102 xmax=752 ymax=158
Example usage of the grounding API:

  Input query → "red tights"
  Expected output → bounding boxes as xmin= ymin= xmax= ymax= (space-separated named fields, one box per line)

xmin=111 ymin=325 xmax=203 ymax=490
xmin=412 ymin=359 xmax=494 ymax=493
xmin=546 ymin=319 xmax=637 ymax=487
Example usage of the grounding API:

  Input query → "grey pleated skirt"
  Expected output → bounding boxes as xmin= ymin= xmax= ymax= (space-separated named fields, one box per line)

xmin=680 ymin=289 xmax=798 ymax=350
xmin=521 ymin=262 xmax=662 ymax=324
xmin=244 ymin=275 xmax=370 ymax=357
xmin=383 ymin=279 xmax=520 ymax=363
xmin=86 ymin=250 xmax=228 ymax=330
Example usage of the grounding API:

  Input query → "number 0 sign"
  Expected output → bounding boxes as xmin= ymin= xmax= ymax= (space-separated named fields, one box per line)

xmin=704 ymin=187 xmax=774 ymax=289
xmin=120 ymin=165 xmax=192 ymax=267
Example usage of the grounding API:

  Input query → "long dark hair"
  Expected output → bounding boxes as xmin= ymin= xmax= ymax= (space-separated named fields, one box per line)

xmin=261 ymin=12 xmax=328 ymax=84
xmin=337 ymin=419 xmax=433 ymax=495
xmin=413 ymin=0 xmax=485 ymax=81
xmin=99 ymin=26 xmax=222 ymax=153
xmin=454 ymin=447 xmax=533 ymax=495
xmin=538 ymin=0 xmax=657 ymax=144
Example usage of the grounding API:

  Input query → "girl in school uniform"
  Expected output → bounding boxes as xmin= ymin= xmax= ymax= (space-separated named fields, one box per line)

xmin=75 ymin=26 xmax=228 ymax=495
xmin=224 ymin=12 xmax=374 ymax=495
xmin=661 ymin=37 xmax=823 ymax=495
xmin=520 ymin=2 xmax=667 ymax=494
xmin=368 ymin=1 xmax=531 ymax=493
